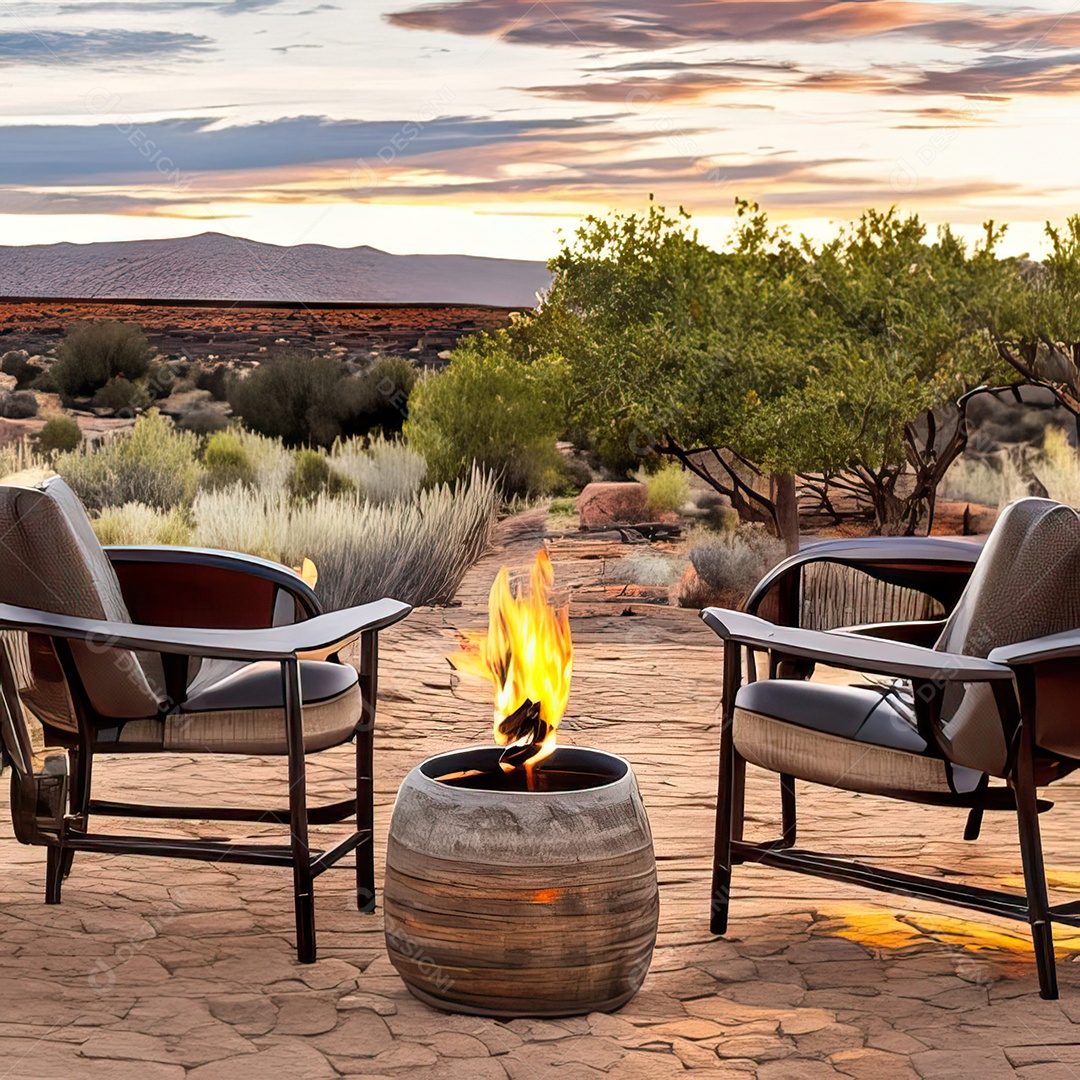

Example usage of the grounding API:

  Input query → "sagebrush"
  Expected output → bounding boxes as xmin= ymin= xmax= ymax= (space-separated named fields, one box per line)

xmin=192 ymin=468 xmax=499 ymax=608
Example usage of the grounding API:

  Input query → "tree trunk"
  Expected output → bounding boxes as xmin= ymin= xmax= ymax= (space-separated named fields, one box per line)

xmin=772 ymin=472 xmax=800 ymax=556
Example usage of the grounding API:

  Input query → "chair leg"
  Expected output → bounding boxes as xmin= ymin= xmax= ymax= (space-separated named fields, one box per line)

xmin=44 ymin=845 xmax=63 ymax=905
xmin=780 ymin=773 xmax=797 ymax=848
xmin=356 ymin=633 xmax=377 ymax=913
xmin=1013 ymin=722 xmax=1057 ymax=999
xmin=963 ymin=806 xmax=984 ymax=842
xmin=63 ymin=742 xmax=94 ymax=879
xmin=712 ymin=640 xmax=742 ymax=935
xmin=283 ymin=659 xmax=316 ymax=964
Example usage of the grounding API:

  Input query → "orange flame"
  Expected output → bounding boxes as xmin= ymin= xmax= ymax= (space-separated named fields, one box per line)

xmin=450 ymin=549 xmax=573 ymax=781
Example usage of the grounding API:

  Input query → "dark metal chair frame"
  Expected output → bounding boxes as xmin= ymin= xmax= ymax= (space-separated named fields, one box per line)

xmin=0 ymin=545 xmax=410 ymax=964
xmin=703 ymin=537 xmax=1080 ymax=999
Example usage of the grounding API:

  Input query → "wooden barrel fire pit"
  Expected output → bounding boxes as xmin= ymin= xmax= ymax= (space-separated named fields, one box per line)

xmin=384 ymin=744 xmax=659 ymax=1018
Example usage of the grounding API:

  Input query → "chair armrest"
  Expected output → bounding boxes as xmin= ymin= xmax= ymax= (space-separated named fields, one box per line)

xmin=104 ymin=546 xmax=322 ymax=627
xmin=0 ymin=599 xmax=411 ymax=662
xmin=841 ymin=619 xmax=949 ymax=647
xmin=701 ymin=608 xmax=1013 ymax=683
xmin=990 ymin=631 xmax=1080 ymax=667
xmin=746 ymin=536 xmax=981 ymax=623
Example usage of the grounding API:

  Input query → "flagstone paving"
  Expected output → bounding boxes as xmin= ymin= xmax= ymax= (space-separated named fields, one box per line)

xmin=1 ymin=512 xmax=1079 ymax=1077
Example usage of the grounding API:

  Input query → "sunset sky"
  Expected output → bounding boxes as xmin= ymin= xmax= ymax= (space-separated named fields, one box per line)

xmin=1 ymin=0 xmax=1078 ymax=259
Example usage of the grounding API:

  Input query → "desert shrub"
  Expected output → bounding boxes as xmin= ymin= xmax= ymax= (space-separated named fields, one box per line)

xmin=192 ymin=467 xmax=499 ymax=608
xmin=679 ymin=524 xmax=785 ymax=608
xmin=943 ymin=427 xmax=1080 ymax=510
xmin=549 ymin=497 xmax=576 ymax=518
xmin=637 ymin=462 xmax=689 ymax=516
xmin=194 ymin=363 xmax=230 ymax=401
xmin=144 ymin=361 xmax=177 ymax=401
xmin=337 ymin=355 xmax=419 ymax=437
xmin=54 ymin=410 xmax=201 ymax=511
xmin=287 ymin=448 xmax=355 ymax=502
xmin=330 ymin=436 xmax=426 ymax=505
xmin=227 ymin=351 xmax=343 ymax=447
xmin=91 ymin=377 xmax=151 ymax=415
xmin=92 ymin=502 xmax=192 ymax=546
xmin=53 ymin=321 xmax=151 ymax=397
xmin=201 ymin=430 xmax=255 ymax=489
xmin=37 ymin=416 xmax=82 ymax=455
xmin=175 ymin=405 xmax=230 ymax=435
xmin=404 ymin=336 xmax=567 ymax=496
xmin=0 ymin=391 xmax=38 ymax=419
xmin=614 ymin=551 xmax=685 ymax=588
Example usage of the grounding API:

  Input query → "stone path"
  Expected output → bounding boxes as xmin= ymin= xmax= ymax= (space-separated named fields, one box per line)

xmin=1 ymin=514 xmax=1079 ymax=1077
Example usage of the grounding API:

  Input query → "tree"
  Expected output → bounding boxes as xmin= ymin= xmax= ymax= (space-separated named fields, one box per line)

xmin=530 ymin=201 xmax=812 ymax=551
xmin=760 ymin=212 xmax=1020 ymax=533
xmin=527 ymin=201 xmax=1022 ymax=538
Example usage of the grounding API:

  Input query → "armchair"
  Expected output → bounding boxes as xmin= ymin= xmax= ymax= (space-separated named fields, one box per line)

xmin=702 ymin=498 xmax=1080 ymax=999
xmin=0 ymin=475 xmax=410 ymax=962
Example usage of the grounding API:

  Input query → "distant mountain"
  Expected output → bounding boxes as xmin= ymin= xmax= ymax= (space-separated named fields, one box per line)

xmin=0 ymin=232 xmax=551 ymax=307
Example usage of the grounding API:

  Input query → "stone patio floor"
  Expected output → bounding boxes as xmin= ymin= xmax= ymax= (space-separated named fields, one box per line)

xmin=2 ymin=514 xmax=1080 ymax=1078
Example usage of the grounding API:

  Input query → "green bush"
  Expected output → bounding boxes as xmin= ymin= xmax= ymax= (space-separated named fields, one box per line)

xmin=287 ymin=448 xmax=354 ymax=502
xmin=202 ymin=430 xmax=255 ymax=489
xmin=37 ymin=415 xmax=81 ymax=455
xmin=229 ymin=351 xmax=420 ymax=447
xmin=0 ymin=391 xmax=38 ymax=420
xmin=228 ymin=352 xmax=347 ymax=447
xmin=404 ymin=335 xmax=568 ymax=496
xmin=92 ymin=503 xmax=192 ymax=546
xmin=91 ymin=377 xmax=151 ymax=415
xmin=637 ymin=462 xmax=689 ymax=516
xmin=53 ymin=321 xmax=151 ymax=397
xmin=339 ymin=355 xmax=418 ymax=436
xmin=192 ymin=467 xmax=499 ymax=608
xmin=54 ymin=410 xmax=202 ymax=512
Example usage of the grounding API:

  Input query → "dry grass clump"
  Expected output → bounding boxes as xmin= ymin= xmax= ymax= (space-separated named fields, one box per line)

xmin=942 ymin=427 xmax=1080 ymax=510
xmin=614 ymin=551 xmax=685 ymax=588
xmin=93 ymin=503 xmax=192 ymax=546
xmin=678 ymin=524 xmax=785 ymax=609
xmin=331 ymin=436 xmax=426 ymax=505
xmin=193 ymin=468 xmax=498 ymax=609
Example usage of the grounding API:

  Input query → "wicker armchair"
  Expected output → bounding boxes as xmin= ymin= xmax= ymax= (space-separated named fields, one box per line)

xmin=0 ymin=475 xmax=410 ymax=962
xmin=703 ymin=498 xmax=1080 ymax=998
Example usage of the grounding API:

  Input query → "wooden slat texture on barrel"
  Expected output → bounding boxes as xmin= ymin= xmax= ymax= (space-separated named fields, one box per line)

xmin=384 ymin=833 xmax=659 ymax=1016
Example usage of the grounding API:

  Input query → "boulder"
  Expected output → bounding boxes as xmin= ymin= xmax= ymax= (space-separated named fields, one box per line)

xmin=577 ymin=482 xmax=649 ymax=527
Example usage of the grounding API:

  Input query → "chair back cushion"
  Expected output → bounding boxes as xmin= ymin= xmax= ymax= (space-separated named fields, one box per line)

xmin=0 ymin=476 xmax=161 ymax=720
xmin=934 ymin=497 xmax=1080 ymax=773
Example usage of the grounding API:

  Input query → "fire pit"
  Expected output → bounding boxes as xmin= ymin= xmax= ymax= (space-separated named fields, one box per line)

xmin=384 ymin=744 xmax=658 ymax=1017
xmin=383 ymin=549 xmax=659 ymax=1017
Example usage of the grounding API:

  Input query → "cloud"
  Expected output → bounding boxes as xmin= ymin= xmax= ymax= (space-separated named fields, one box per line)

xmin=0 ymin=29 xmax=212 ymax=66
xmin=56 ymin=1 xmax=285 ymax=13
xmin=0 ymin=113 xmax=628 ymax=186
xmin=386 ymin=1 xmax=1080 ymax=52
xmin=522 ymin=64 xmax=895 ymax=103
xmin=913 ymin=52 xmax=1080 ymax=96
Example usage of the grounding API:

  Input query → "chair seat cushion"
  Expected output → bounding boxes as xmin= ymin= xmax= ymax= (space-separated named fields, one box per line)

xmin=100 ymin=660 xmax=361 ymax=755
xmin=736 ymin=679 xmax=927 ymax=752
xmin=733 ymin=679 xmax=982 ymax=798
